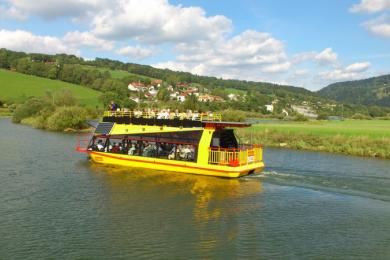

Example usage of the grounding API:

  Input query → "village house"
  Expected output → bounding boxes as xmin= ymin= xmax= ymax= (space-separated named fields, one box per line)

xmin=177 ymin=94 xmax=186 ymax=102
xmin=128 ymin=82 xmax=146 ymax=92
xmin=130 ymin=97 xmax=140 ymax=103
xmin=151 ymin=79 xmax=163 ymax=87
xmin=198 ymin=94 xmax=224 ymax=102
xmin=170 ymin=92 xmax=179 ymax=99
xmin=176 ymin=82 xmax=189 ymax=88
xmin=227 ymin=93 xmax=238 ymax=101
xmin=167 ymin=85 xmax=174 ymax=92
xmin=148 ymin=86 xmax=158 ymax=96
xmin=265 ymin=104 xmax=274 ymax=112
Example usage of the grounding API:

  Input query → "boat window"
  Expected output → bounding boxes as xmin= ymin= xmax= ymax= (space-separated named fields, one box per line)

xmin=89 ymin=137 xmax=108 ymax=151
xmin=91 ymin=133 xmax=199 ymax=162
xmin=210 ymin=129 xmax=238 ymax=149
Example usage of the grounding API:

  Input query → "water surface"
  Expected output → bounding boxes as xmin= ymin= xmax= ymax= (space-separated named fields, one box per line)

xmin=1 ymin=118 xmax=389 ymax=259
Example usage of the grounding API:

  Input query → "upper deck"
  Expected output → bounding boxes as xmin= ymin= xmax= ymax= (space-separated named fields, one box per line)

xmin=102 ymin=111 xmax=251 ymax=129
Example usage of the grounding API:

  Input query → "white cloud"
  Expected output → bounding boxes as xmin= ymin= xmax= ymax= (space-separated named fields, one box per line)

xmin=63 ymin=31 xmax=114 ymax=51
xmin=314 ymin=48 xmax=338 ymax=64
xmin=364 ymin=15 xmax=390 ymax=37
xmin=350 ymin=0 xmax=390 ymax=13
xmin=154 ymin=30 xmax=290 ymax=81
xmin=0 ymin=29 xmax=76 ymax=54
xmin=318 ymin=62 xmax=371 ymax=81
xmin=0 ymin=5 xmax=26 ymax=20
xmin=116 ymin=45 xmax=155 ymax=60
xmin=91 ymin=0 xmax=232 ymax=43
xmin=345 ymin=62 xmax=371 ymax=72
xmin=6 ymin=0 xmax=108 ymax=19
xmin=293 ymin=48 xmax=338 ymax=64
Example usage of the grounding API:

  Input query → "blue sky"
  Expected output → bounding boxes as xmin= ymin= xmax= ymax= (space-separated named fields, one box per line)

xmin=0 ymin=0 xmax=389 ymax=90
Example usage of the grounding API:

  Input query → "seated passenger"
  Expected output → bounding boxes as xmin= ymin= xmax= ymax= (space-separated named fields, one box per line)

xmin=111 ymin=142 xmax=120 ymax=153
xmin=97 ymin=140 xmax=104 ymax=151
xmin=128 ymin=143 xmax=137 ymax=155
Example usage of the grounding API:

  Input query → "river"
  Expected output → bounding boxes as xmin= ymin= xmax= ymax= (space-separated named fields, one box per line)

xmin=1 ymin=118 xmax=389 ymax=259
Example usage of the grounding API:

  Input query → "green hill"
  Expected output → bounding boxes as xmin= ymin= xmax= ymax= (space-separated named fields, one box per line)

xmin=318 ymin=74 xmax=390 ymax=107
xmin=0 ymin=69 xmax=102 ymax=107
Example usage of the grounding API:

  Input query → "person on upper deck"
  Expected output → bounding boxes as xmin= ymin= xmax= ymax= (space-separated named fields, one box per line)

xmin=110 ymin=101 xmax=118 ymax=111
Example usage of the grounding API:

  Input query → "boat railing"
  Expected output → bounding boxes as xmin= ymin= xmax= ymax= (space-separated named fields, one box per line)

xmin=208 ymin=145 xmax=262 ymax=167
xmin=103 ymin=110 xmax=222 ymax=122
xmin=75 ymin=133 xmax=93 ymax=153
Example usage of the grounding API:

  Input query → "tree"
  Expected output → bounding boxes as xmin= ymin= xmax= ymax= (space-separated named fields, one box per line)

xmin=157 ymin=87 xmax=170 ymax=102
xmin=183 ymin=94 xmax=199 ymax=110
xmin=99 ymin=92 xmax=119 ymax=108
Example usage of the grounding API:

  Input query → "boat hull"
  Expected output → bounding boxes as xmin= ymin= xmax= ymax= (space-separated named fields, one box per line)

xmin=88 ymin=151 xmax=264 ymax=178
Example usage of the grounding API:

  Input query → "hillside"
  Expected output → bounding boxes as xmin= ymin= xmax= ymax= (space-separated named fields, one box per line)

xmin=0 ymin=69 xmax=102 ymax=107
xmin=2 ymin=48 xmax=389 ymax=117
xmin=318 ymin=74 xmax=390 ymax=107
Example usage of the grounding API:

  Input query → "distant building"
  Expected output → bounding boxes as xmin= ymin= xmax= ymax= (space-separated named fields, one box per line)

xmin=228 ymin=93 xmax=238 ymax=101
xmin=151 ymin=79 xmax=163 ymax=87
xmin=128 ymin=82 xmax=146 ymax=91
xmin=265 ymin=104 xmax=274 ymax=112
xmin=198 ymin=94 xmax=224 ymax=102
xmin=130 ymin=97 xmax=140 ymax=103
xmin=177 ymin=94 xmax=186 ymax=102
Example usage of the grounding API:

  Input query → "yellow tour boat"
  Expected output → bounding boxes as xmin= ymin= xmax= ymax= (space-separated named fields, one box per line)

xmin=76 ymin=111 xmax=264 ymax=178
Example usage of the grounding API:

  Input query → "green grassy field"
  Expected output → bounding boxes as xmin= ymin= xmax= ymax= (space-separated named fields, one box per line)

xmin=0 ymin=69 xmax=101 ymax=107
xmin=81 ymin=65 xmax=155 ymax=80
xmin=250 ymin=120 xmax=390 ymax=139
xmin=237 ymin=120 xmax=390 ymax=159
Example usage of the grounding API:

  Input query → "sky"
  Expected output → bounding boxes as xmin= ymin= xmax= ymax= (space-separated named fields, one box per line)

xmin=0 ymin=0 xmax=389 ymax=90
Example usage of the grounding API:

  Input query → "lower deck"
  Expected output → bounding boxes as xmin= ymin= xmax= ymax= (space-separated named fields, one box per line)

xmin=88 ymin=151 xmax=264 ymax=178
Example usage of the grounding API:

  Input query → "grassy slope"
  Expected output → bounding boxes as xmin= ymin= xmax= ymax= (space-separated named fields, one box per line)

xmin=0 ymin=69 xmax=101 ymax=107
xmin=81 ymin=65 xmax=156 ymax=80
xmin=250 ymin=120 xmax=390 ymax=139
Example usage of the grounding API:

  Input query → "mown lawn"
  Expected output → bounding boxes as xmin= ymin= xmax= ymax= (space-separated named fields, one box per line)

xmin=0 ymin=69 xmax=102 ymax=107
xmin=250 ymin=120 xmax=390 ymax=139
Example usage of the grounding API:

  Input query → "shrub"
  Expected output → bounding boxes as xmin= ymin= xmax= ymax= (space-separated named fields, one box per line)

xmin=351 ymin=113 xmax=371 ymax=120
xmin=53 ymin=89 xmax=76 ymax=106
xmin=46 ymin=106 xmax=88 ymax=131
xmin=221 ymin=109 xmax=247 ymax=122
xmin=317 ymin=112 xmax=329 ymax=120
xmin=293 ymin=113 xmax=308 ymax=121
xmin=12 ymin=97 xmax=51 ymax=123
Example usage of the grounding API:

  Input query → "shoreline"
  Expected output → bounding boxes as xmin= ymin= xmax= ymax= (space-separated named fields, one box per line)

xmin=237 ymin=129 xmax=390 ymax=160
xmin=2 ymin=117 xmax=389 ymax=159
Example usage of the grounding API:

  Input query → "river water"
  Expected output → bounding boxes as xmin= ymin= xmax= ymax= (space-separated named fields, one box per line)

xmin=1 ymin=118 xmax=389 ymax=259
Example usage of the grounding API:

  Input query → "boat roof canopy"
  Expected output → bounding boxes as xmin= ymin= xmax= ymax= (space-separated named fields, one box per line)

xmin=102 ymin=111 xmax=251 ymax=129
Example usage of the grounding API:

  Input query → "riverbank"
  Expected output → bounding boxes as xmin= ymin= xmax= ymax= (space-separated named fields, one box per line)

xmin=237 ymin=120 xmax=390 ymax=159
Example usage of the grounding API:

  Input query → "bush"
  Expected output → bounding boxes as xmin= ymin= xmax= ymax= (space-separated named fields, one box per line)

xmin=53 ymin=89 xmax=76 ymax=106
xmin=351 ymin=113 xmax=371 ymax=120
xmin=221 ymin=109 xmax=247 ymax=122
xmin=46 ymin=106 xmax=88 ymax=131
xmin=293 ymin=113 xmax=309 ymax=121
xmin=317 ymin=112 xmax=329 ymax=120
xmin=12 ymin=97 xmax=51 ymax=123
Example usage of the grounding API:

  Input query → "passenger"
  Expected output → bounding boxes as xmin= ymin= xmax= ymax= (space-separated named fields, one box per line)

xmin=128 ymin=143 xmax=137 ymax=155
xmin=106 ymin=142 xmax=113 ymax=152
xmin=97 ymin=140 xmax=104 ymax=151
xmin=168 ymin=145 xmax=176 ymax=159
xmin=110 ymin=101 xmax=118 ymax=112
xmin=192 ymin=111 xmax=199 ymax=121
xmin=111 ymin=142 xmax=120 ymax=153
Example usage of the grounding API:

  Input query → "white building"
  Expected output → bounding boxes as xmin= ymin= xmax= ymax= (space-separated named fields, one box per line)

xmin=265 ymin=104 xmax=274 ymax=112
xmin=177 ymin=95 xmax=186 ymax=102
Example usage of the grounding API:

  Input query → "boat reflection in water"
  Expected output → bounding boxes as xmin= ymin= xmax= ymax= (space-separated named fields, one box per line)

xmin=88 ymin=163 xmax=263 ymax=256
